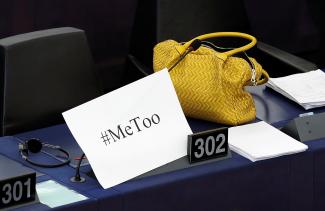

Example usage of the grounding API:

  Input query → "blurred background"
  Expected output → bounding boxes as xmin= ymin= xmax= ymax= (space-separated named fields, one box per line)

xmin=1 ymin=0 xmax=324 ymax=91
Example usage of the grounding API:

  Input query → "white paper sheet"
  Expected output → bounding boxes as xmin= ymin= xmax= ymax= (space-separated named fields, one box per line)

xmin=228 ymin=121 xmax=308 ymax=162
xmin=266 ymin=69 xmax=325 ymax=109
xmin=63 ymin=69 xmax=192 ymax=189
xmin=36 ymin=180 xmax=87 ymax=208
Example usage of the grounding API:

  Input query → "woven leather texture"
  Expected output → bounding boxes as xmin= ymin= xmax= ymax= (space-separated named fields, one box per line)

xmin=153 ymin=40 xmax=268 ymax=125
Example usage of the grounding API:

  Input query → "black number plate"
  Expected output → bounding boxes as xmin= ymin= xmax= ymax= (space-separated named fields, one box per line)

xmin=188 ymin=128 xmax=229 ymax=163
xmin=0 ymin=173 xmax=36 ymax=209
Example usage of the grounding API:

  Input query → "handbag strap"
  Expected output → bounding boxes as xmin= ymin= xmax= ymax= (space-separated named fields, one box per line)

xmin=174 ymin=32 xmax=269 ymax=85
xmin=256 ymin=69 xmax=269 ymax=85
xmin=176 ymin=32 xmax=257 ymax=60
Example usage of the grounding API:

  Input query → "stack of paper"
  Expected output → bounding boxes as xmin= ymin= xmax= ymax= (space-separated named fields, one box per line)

xmin=228 ymin=121 xmax=308 ymax=162
xmin=266 ymin=69 xmax=325 ymax=109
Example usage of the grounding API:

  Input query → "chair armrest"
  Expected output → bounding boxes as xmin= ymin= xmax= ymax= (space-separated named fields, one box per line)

xmin=257 ymin=41 xmax=318 ymax=73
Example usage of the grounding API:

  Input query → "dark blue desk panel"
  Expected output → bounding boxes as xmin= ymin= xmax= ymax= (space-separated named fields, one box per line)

xmin=247 ymin=85 xmax=325 ymax=124
xmin=112 ymin=153 xmax=312 ymax=211
xmin=1 ymin=119 xmax=226 ymax=211
xmin=0 ymin=136 xmax=122 ymax=211
xmin=0 ymin=120 xmax=319 ymax=211
xmin=1 ymin=85 xmax=325 ymax=210
xmin=306 ymin=139 xmax=325 ymax=210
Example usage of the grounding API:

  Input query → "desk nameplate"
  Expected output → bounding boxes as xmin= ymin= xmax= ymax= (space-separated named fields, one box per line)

xmin=0 ymin=171 xmax=36 ymax=209
xmin=188 ymin=128 xmax=229 ymax=163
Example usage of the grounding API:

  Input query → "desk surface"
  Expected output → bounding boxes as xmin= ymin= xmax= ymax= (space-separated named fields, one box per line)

xmin=1 ymin=84 xmax=325 ymax=210
xmin=0 ymin=124 xmax=322 ymax=211
xmin=248 ymin=84 xmax=325 ymax=124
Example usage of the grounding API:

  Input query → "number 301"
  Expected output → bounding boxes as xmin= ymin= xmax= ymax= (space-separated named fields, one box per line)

xmin=1 ymin=179 xmax=31 ymax=205
xmin=194 ymin=134 xmax=226 ymax=159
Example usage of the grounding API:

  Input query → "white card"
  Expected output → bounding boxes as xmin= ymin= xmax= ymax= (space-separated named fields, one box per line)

xmin=63 ymin=69 xmax=192 ymax=189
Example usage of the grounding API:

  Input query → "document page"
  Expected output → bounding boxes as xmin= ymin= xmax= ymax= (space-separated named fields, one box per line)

xmin=267 ymin=69 xmax=325 ymax=109
xmin=229 ymin=121 xmax=308 ymax=162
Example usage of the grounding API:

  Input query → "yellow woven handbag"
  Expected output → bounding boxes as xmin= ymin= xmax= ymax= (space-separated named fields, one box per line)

xmin=153 ymin=32 xmax=269 ymax=125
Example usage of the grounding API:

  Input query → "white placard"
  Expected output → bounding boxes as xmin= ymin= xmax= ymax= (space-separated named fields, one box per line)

xmin=63 ymin=69 xmax=192 ymax=189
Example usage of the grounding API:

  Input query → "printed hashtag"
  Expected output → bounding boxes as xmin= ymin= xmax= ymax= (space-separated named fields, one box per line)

xmin=100 ymin=131 xmax=110 ymax=146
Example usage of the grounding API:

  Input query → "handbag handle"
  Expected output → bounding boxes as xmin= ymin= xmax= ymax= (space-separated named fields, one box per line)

xmin=174 ymin=32 xmax=269 ymax=85
xmin=176 ymin=32 xmax=257 ymax=60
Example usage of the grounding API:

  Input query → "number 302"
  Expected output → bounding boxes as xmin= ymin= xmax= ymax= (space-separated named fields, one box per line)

xmin=194 ymin=134 xmax=226 ymax=159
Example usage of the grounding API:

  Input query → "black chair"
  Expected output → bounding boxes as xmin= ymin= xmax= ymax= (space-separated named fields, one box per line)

xmin=129 ymin=0 xmax=320 ymax=77
xmin=0 ymin=0 xmax=138 ymax=92
xmin=0 ymin=27 xmax=103 ymax=136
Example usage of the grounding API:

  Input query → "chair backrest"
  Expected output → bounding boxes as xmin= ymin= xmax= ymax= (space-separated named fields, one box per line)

xmin=0 ymin=27 xmax=103 ymax=136
xmin=0 ymin=0 xmax=138 ymax=92
xmin=129 ymin=0 xmax=323 ymax=75
xmin=130 ymin=0 xmax=250 ymax=68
